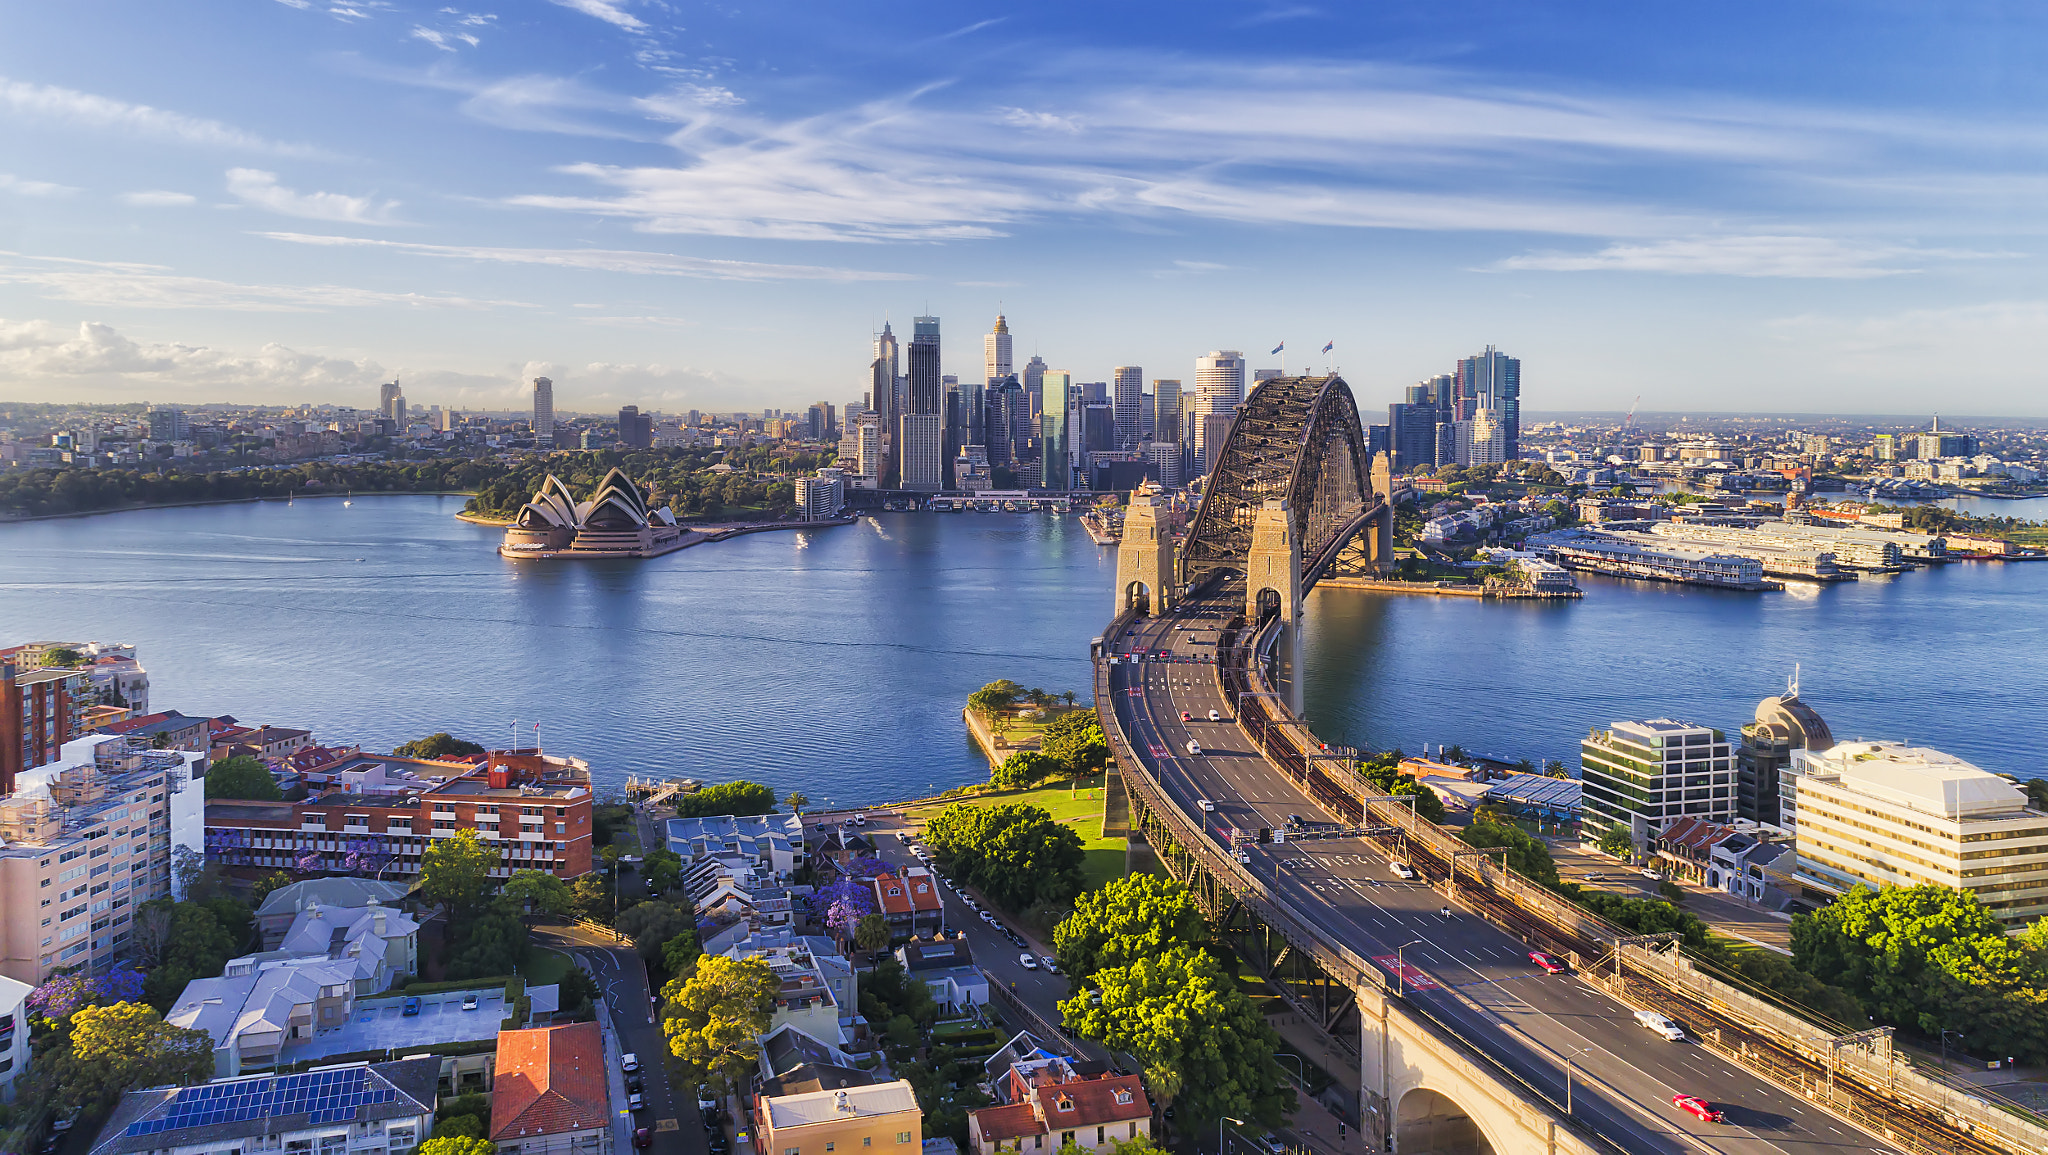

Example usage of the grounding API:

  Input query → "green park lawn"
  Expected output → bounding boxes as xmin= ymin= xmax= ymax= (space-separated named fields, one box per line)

xmin=904 ymin=772 xmax=1127 ymax=894
xmin=522 ymin=947 xmax=574 ymax=986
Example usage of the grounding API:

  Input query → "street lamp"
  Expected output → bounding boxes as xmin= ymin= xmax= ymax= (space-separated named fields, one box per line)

xmin=1275 ymin=1053 xmax=1305 ymax=1089
xmin=1564 ymin=1046 xmax=1590 ymax=1116
xmin=1396 ymin=940 xmax=1423 ymax=997
xmin=1219 ymin=1116 xmax=1245 ymax=1155
xmin=1941 ymin=1030 xmax=1965 ymax=1071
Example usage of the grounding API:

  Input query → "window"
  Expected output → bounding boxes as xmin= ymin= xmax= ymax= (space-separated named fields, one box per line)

xmin=556 ymin=823 xmax=567 ymax=834
xmin=555 ymin=807 xmax=567 ymax=816
xmin=1096 ymin=1129 xmax=1105 ymax=1146
xmin=785 ymin=1148 xmax=801 ymax=1155
xmin=1129 ymin=1124 xmax=1139 ymax=1139
xmin=1060 ymin=1135 xmax=1074 ymax=1148
xmin=826 ymin=1145 xmax=835 ymax=1152
xmin=896 ymin=1135 xmax=911 ymax=1145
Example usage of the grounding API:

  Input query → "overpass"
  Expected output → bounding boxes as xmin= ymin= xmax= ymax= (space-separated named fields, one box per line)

xmin=1094 ymin=375 xmax=2035 ymax=1155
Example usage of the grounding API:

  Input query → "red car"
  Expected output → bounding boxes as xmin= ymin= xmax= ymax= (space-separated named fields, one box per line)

xmin=1528 ymin=951 xmax=1567 ymax=974
xmin=1671 ymin=1095 xmax=1724 ymax=1123
xmin=633 ymin=1129 xmax=653 ymax=1148
xmin=1180 ymin=711 xmax=1192 ymax=721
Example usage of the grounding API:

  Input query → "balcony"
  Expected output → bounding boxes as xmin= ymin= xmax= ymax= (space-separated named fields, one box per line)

xmin=341 ymin=824 xmax=371 ymax=834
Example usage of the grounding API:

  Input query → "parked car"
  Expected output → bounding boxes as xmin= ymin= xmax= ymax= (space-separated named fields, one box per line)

xmin=1670 ymin=1094 xmax=1724 ymax=1123
xmin=1640 ymin=868 xmax=1662 ymax=880
xmin=853 ymin=813 xmax=867 ymax=826
xmin=621 ymin=1052 xmax=641 ymax=1073
xmin=1528 ymin=951 xmax=1567 ymax=974
xmin=696 ymin=1086 xmax=718 ymax=1111
xmin=627 ymin=1074 xmax=644 ymax=1093
xmin=633 ymin=1129 xmax=653 ymax=1149
xmin=896 ymin=831 xmax=910 ymax=843
xmin=1041 ymin=956 xmax=1060 ymax=973
xmin=1019 ymin=953 xmax=1039 ymax=970
xmin=402 ymin=996 xmax=421 ymax=1017
xmin=460 ymin=993 xmax=479 ymax=1011
xmin=628 ymin=1092 xmax=646 ymax=1113
xmin=1260 ymin=1133 xmax=1286 ymax=1154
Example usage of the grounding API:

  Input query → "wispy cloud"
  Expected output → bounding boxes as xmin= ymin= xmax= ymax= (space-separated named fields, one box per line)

xmin=1154 ymin=259 xmax=1230 ymax=278
xmin=1495 ymin=235 xmax=2009 ymax=279
xmin=120 ymin=190 xmax=197 ymax=207
xmin=227 ymin=169 xmax=401 ymax=225
xmin=256 ymin=231 xmax=914 ymax=281
xmin=0 ymin=253 xmax=529 ymax=312
xmin=548 ymin=0 xmax=645 ymax=32
xmin=0 ymin=77 xmax=320 ymax=156
xmin=0 ymin=173 xmax=76 ymax=197
xmin=932 ymin=17 xmax=1007 ymax=42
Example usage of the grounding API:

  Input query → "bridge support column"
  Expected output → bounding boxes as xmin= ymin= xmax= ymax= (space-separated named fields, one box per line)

xmin=1246 ymin=498 xmax=1304 ymax=715
xmin=1358 ymin=983 xmax=1392 ymax=1153
xmin=1115 ymin=482 xmax=1176 ymax=617
xmin=1369 ymin=452 xmax=1396 ymax=572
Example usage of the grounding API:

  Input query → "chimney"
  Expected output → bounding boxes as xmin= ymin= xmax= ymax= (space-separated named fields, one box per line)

xmin=375 ymin=910 xmax=387 ymax=936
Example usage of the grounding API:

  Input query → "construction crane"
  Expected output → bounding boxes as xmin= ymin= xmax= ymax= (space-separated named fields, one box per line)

xmin=1622 ymin=395 xmax=1641 ymax=435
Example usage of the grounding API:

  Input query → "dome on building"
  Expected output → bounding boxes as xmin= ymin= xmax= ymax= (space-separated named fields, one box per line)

xmin=1754 ymin=690 xmax=1834 ymax=753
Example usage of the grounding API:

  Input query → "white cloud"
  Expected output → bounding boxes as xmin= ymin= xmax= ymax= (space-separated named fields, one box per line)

xmin=412 ymin=27 xmax=456 ymax=51
xmin=120 ymin=190 xmax=197 ymax=206
xmin=520 ymin=358 xmax=734 ymax=407
xmin=0 ymin=77 xmax=318 ymax=156
xmin=1000 ymin=108 xmax=1080 ymax=133
xmin=0 ymin=173 xmax=75 ymax=197
xmin=547 ymin=0 xmax=645 ymax=32
xmin=0 ymin=316 xmax=386 ymax=400
xmin=256 ymin=231 xmax=915 ymax=281
xmin=1494 ymin=235 xmax=2008 ymax=279
xmin=226 ymin=168 xmax=401 ymax=225
xmin=0 ymin=252 xmax=532 ymax=312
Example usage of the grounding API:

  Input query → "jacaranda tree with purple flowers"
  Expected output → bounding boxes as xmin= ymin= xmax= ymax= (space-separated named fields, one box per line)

xmin=809 ymin=878 xmax=875 ymax=942
xmin=26 ymin=962 xmax=146 ymax=1021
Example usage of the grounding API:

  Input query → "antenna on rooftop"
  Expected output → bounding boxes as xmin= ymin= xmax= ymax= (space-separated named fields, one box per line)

xmin=1789 ymin=663 xmax=1801 ymax=698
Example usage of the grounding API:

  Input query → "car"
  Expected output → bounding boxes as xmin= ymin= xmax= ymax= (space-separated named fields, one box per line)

xmin=633 ymin=1128 xmax=653 ymax=1149
xmin=1670 ymin=1094 xmax=1725 ymax=1123
xmin=461 ymin=993 xmax=479 ymax=1011
xmin=896 ymin=831 xmax=910 ymax=843
xmin=628 ymin=1092 xmax=647 ymax=1113
xmin=1198 ymin=798 xmax=1216 ymax=812
xmin=1529 ymin=951 xmax=1567 ymax=974
xmin=1285 ymin=814 xmax=1305 ymax=829
xmin=1583 ymin=872 xmax=1605 ymax=881
xmin=1041 ymin=955 xmax=1060 ymax=973
xmin=1186 ymin=739 xmax=1203 ymax=756
xmin=627 ymin=1074 xmax=644 ymax=1093
xmin=1635 ymin=1010 xmax=1686 ymax=1041
xmin=401 ymin=996 xmax=421 ymax=1017
xmin=843 ymin=818 xmax=856 ymax=828
xmin=621 ymin=1052 xmax=641 ymax=1073
xmin=1640 ymin=867 xmax=1662 ymax=880
xmin=1389 ymin=861 xmax=1418 ymax=880
xmin=1019 ymin=953 xmax=1039 ymax=970
xmin=1235 ymin=851 xmax=1252 ymax=864
xmin=1260 ymin=1133 xmax=1286 ymax=1154
xmin=1180 ymin=710 xmax=1192 ymax=722
xmin=853 ymin=813 xmax=867 ymax=826
xmin=697 ymin=1087 xmax=718 ymax=1111
xmin=980 ymin=911 xmax=997 ymax=924
xmin=1208 ymin=709 xmax=1221 ymax=722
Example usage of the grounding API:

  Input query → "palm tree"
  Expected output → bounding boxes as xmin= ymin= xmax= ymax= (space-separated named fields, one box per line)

xmin=786 ymin=791 xmax=810 ymax=817
xmin=1060 ymin=691 xmax=1078 ymax=709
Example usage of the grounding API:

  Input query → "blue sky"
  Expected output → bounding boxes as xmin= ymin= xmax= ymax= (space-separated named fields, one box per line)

xmin=2 ymin=1 xmax=2045 ymax=416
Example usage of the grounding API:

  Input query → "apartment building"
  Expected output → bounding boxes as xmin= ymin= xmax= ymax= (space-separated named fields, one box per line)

xmin=84 ymin=1056 xmax=437 ymax=1155
xmin=0 ymin=974 xmax=29 ymax=1103
xmin=2 ymin=660 xmax=88 ymax=795
xmin=203 ymin=749 xmax=595 ymax=881
xmin=755 ymin=1082 xmax=921 ymax=1155
xmin=1785 ymin=741 xmax=2048 ymax=926
xmin=0 ymin=734 xmax=205 ymax=985
xmin=1580 ymin=719 xmax=1735 ymax=854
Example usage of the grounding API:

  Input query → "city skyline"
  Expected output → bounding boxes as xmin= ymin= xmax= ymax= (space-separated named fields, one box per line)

xmin=3 ymin=5 xmax=2048 ymax=414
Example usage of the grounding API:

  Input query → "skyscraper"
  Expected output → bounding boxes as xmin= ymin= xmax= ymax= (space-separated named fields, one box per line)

xmin=1152 ymin=380 xmax=1181 ymax=446
xmin=1040 ymin=371 xmax=1072 ymax=491
xmin=908 ymin=316 xmax=941 ymax=416
xmin=899 ymin=316 xmax=944 ymax=491
xmin=985 ymin=314 xmax=1012 ymax=383
xmin=379 ymin=380 xmax=402 ymax=419
xmin=1113 ymin=366 xmax=1143 ymax=450
xmin=532 ymin=377 xmax=555 ymax=444
xmin=1193 ymin=351 xmax=1245 ymax=474
xmin=870 ymin=322 xmax=899 ymax=488
xmin=1455 ymin=346 xmax=1521 ymax=459
xmin=1022 ymin=356 xmax=1047 ymax=422
xmin=984 ymin=375 xmax=1024 ymax=465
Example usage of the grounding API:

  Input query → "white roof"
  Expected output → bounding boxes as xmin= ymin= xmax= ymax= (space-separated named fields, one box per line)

xmin=764 ymin=1080 xmax=919 ymax=1128
xmin=1812 ymin=743 xmax=2026 ymax=819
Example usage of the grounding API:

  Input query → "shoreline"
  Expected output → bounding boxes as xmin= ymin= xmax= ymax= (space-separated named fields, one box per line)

xmin=0 ymin=490 xmax=475 ymax=524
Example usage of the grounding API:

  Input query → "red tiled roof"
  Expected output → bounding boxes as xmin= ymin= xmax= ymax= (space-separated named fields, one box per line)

xmin=491 ymin=1022 xmax=610 ymax=1141
xmin=902 ymin=868 xmax=943 ymax=912
xmin=1037 ymin=1075 xmax=1150 ymax=1126
xmin=973 ymin=1103 xmax=1047 ymax=1143
xmin=101 ymin=711 xmax=173 ymax=734
xmin=872 ymin=873 xmax=913 ymax=915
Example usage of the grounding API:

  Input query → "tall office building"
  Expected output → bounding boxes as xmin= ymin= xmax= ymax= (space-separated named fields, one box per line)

xmin=1580 ymin=719 xmax=1735 ymax=854
xmin=146 ymin=407 xmax=190 ymax=442
xmin=943 ymin=376 xmax=964 ymax=488
xmin=1022 ymin=356 xmax=1047 ymax=423
xmin=1083 ymin=404 xmax=1116 ymax=453
xmin=897 ymin=316 xmax=943 ymax=491
xmin=871 ymin=322 xmax=900 ymax=487
xmin=532 ymin=377 xmax=555 ymax=444
xmin=983 ymin=375 xmax=1024 ymax=465
xmin=908 ymin=316 xmax=942 ymax=416
xmin=1458 ymin=409 xmax=1506 ymax=466
xmin=1455 ymin=346 xmax=1521 ymax=459
xmin=378 ymin=380 xmax=402 ymax=420
xmin=1193 ymin=351 xmax=1246 ymax=474
xmin=1152 ymin=381 xmax=1181 ymax=446
xmin=900 ymin=413 xmax=944 ymax=492
xmin=1113 ymin=366 xmax=1143 ymax=450
xmin=1389 ymin=401 xmax=1441 ymax=473
xmin=985 ymin=315 xmax=1012 ymax=383
xmin=1040 ymin=371 xmax=1072 ymax=491
xmin=617 ymin=405 xmax=652 ymax=449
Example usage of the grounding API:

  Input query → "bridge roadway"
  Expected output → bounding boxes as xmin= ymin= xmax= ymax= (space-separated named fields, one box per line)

xmin=1107 ymin=580 xmax=1902 ymax=1155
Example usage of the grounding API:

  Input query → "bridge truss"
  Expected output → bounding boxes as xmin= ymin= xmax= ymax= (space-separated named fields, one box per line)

xmin=1180 ymin=374 xmax=1374 ymax=589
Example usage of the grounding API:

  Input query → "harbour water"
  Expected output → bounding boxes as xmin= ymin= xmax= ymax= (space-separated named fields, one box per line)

xmin=1 ymin=493 xmax=2043 ymax=798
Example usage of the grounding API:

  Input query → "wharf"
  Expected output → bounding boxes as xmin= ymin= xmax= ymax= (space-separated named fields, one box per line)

xmin=1078 ymin=513 xmax=1120 ymax=545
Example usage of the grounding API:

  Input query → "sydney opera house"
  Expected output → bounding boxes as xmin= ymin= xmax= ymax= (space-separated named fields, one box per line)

xmin=499 ymin=468 xmax=688 ymax=558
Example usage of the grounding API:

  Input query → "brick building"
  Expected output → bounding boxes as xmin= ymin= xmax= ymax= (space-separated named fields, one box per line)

xmin=1 ymin=660 xmax=87 ymax=795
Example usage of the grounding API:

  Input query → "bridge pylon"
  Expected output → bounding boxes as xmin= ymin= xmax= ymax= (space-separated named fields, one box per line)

xmin=1114 ymin=482 xmax=1175 ymax=617
xmin=1246 ymin=498 xmax=1305 ymax=715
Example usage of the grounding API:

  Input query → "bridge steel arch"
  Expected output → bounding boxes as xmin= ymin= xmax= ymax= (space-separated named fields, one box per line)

xmin=1180 ymin=374 xmax=1375 ymax=591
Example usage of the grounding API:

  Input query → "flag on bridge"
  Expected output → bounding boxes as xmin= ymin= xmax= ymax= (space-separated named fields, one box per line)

xmin=1323 ymin=341 xmax=1335 ymax=354
xmin=1270 ymin=342 xmax=1285 ymax=355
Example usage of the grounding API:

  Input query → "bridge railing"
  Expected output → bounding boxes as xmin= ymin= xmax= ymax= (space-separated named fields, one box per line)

xmin=1224 ymin=616 xmax=2040 ymax=1155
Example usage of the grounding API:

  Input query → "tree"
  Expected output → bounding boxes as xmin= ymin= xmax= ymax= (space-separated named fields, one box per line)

xmin=446 ymin=905 xmax=527 ymax=980
xmin=204 ymin=755 xmax=282 ymax=801
xmin=1392 ymin=779 xmax=1445 ymax=824
xmin=617 ymin=900 xmax=695 ymax=962
xmin=558 ymin=966 xmax=601 ymax=1019
xmin=785 ymin=791 xmax=810 ymax=816
xmin=922 ymin=802 xmax=1085 ymax=913
xmin=662 ymin=929 xmax=702 ymax=978
xmin=662 ymin=955 xmax=777 ymax=1096
xmin=992 ymin=750 xmax=1061 ymax=790
xmin=417 ymin=1138 xmax=497 ymax=1155
xmin=421 ymin=829 xmax=496 ymax=925
xmin=810 ymin=879 xmax=877 ymax=941
xmin=1597 ymin=827 xmax=1635 ymax=859
xmin=394 ymin=733 xmax=487 ymax=760
xmin=1542 ymin=759 xmax=1570 ymax=779
xmin=501 ymin=869 xmax=574 ymax=918
xmin=140 ymin=898 xmax=245 ymax=1010
xmin=27 ymin=964 xmax=145 ymax=1021
xmin=1458 ymin=819 xmax=1559 ymax=889
xmin=675 ymin=781 xmax=778 ymax=819
xmin=249 ymin=870 xmax=295 ymax=904
xmin=854 ymin=913 xmax=892 ymax=956
xmin=1040 ymin=716 xmax=1110 ymax=778
xmin=1054 ymin=874 xmax=1208 ymax=981
xmin=642 ymin=849 xmax=683 ymax=894
xmin=433 ymin=1116 xmax=486 ymax=1140
xmin=58 ymin=1001 xmax=213 ymax=1109
xmin=1059 ymin=946 xmax=1287 ymax=1129
xmin=967 ymin=679 xmax=1024 ymax=718
xmin=571 ymin=874 xmax=611 ymax=922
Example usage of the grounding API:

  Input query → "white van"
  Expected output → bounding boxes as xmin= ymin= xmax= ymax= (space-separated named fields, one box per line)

xmin=1634 ymin=1010 xmax=1685 ymax=1041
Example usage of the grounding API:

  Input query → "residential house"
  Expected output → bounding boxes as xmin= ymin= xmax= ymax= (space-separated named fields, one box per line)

xmin=256 ymin=877 xmax=411 ymax=948
xmin=753 ymin=1082 xmax=921 ymax=1155
xmin=491 ymin=1022 xmax=612 ymax=1155
xmin=870 ymin=868 xmax=944 ymax=938
xmin=969 ymin=1051 xmax=1150 ymax=1155
xmin=896 ymin=934 xmax=987 ymax=1014
xmin=84 ymin=1057 xmax=437 ymax=1155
